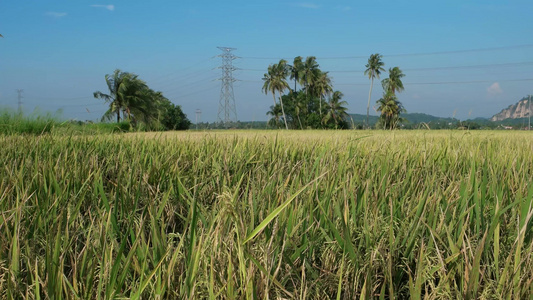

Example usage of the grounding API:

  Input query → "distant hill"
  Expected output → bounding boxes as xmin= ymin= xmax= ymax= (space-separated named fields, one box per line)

xmin=491 ymin=96 xmax=532 ymax=121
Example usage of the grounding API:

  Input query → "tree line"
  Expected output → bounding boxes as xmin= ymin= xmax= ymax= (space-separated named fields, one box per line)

xmin=262 ymin=56 xmax=350 ymax=129
xmin=94 ymin=53 xmax=407 ymax=131
xmin=263 ymin=54 xmax=406 ymax=130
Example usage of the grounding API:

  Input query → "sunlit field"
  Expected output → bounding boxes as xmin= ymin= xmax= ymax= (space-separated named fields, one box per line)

xmin=1 ymin=130 xmax=532 ymax=299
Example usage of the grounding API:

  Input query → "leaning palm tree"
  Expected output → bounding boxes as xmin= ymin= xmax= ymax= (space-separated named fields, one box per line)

xmin=94 ymin=69 xmax=151 ymax=123
xmin=262 ymin=60 xmax=290 ymax=129
xmin=323 ymin=91 xmax=348 ymax=128
xmin=127 ymin=89 xmax=166 ymax=127
xmin=94 ymin=69 xmax=132 ymax=123
xmin=364 ymin=53 xmax=385 ymax=129
xmin=262 ymin=69 xmax=277 ymax=108
xmin=289 ymin=56 xmax=304 ymax=92
xmin=381 ymin=66 xmax=405 ymax=95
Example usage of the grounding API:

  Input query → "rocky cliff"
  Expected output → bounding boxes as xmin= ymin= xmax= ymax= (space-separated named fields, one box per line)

xmin=491 ymin=97 xmax=531 ymax=121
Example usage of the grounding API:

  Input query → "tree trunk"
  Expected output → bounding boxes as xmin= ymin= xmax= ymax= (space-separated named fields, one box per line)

xmin=117 ymin=109 xmax=120 ymax=123
xmin=366 ymin=72 xmax=374 ymax=129
xmin=279 ymin=92 xmax=289 ymax=130
xmin=319 ymin=94 xmax=323 ymax=122
xmin=272 ymin=93 xmax=277 ymax=107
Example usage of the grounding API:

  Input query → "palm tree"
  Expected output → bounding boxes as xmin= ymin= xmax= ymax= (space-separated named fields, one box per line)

xmin=94 ymin=69 xmax=154 ymax=124
xmin=262 ymin=60 xmax=290 ymax=129
xmin=94 ymin=69 xmax=132 ymax=123
xmin=313 ymin=70 xmax=333 ymax=118
xmin=289 ymin=56 xmax=304 ymax=92
xmin=262 ymin=69 xmax=277 ymax=108
xmin=364 ymin=54 xmax=385 ymax=129
xmin=381 ymin=67 xmax=405 ymax=95
xmin=302 ymin=56 xmax=319 ymax=98
xmin=376 ymin=91 xmax=405 ymax=130
xmin=323 ymin=91 xmax=348 ymax=128
xmin=127 ymin=89 xmax=166 ymax=126
xmin=0 ymin=34 xmax=3 ymax=38
xmin=267 ymin=104 xmax=283 ymax=128
xmin=292 ymin=92 xmax=305 ymax=129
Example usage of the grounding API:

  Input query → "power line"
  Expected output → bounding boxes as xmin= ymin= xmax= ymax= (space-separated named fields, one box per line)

xmin=239 ymin=43 xmax=533 ymax=60
xmin=240 ymin=78 xmax=533 ymax=86
xmin=58 ymin=102 xmax=106 ymax=107
xmin=147 ymin=57 xmax=215 ymax=83
xmin=157 ymin=74 xmax=219 ymax=94
xmin=331 ymin=61 xmax=533 ymax=73
xmin=238 ymin=61 xmax=533 ymax=73
xmin=21 ymin=95 xmax=92 ymax=101
xmin=334 ymin=78 xmax=533 ymax=86
xmin=164 ymin=82 xmax=219 ymax=99
xmin=149 ymin=68 xmax=217 ymax=90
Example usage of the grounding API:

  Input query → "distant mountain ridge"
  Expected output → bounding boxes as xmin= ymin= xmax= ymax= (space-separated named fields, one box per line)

xmin=348 ymin=113 xmax=457 ymax=125
xmin=491 ymin=97 xmax=531 ymax=121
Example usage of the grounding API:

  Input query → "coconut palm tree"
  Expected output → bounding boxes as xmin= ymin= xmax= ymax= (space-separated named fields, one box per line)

xmin=292 ymin=92 xmax=306 ymax=129
xmin=376 ymin=91 xmax=405 ymax=129
xmin=262 ymin=60 xmax=290 ymax=129
xmin=323 ymin=91 xmax=348 ymax=128
xmin=94 ymin=69 xmax=158 ymax=124
xmin=289 ymin=56 xmax=304 ymax=92
xmin=381 ymin=67 xmax=405 ymax=95
xmin=313 ymin=70 xmax=333 ymax=118
xmin=267 ymin=104 xmax=283 ymax=128
xmin=94 ymin=69 xmax=135 ymax=123
xmin=364 ymin=54 xmax=385 ymax=129
xmin=302 ymin=56 xmax=319 ymax=98
xmin=262 ymin=69 xmax=277 ymax=108
xmin=127 ymin=89 xmax=166 ymax=126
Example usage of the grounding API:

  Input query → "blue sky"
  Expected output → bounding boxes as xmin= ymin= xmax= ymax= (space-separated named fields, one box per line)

xmin=1 ymin=0 xmax=532 ymax=122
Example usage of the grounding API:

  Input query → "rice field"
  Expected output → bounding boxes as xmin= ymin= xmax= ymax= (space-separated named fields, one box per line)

xmin=0 ymin=130 xmax=532 ymax=299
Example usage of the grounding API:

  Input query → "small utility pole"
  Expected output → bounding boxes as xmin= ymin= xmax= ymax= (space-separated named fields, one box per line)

xmin=527 ymin=95 xmax=531 ymax=130
xmin=16 ymin=89 xmax=23 ymax=113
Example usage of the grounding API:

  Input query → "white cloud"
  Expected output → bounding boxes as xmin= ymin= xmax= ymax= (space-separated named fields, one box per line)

xmin=91 ymin=4 xmax=115 ymax=11
xmin=294 ymin=3 xmax=320 ymax=9
xmin=46 ymin=12 xmax=67 ymax=18
xmin=336 ymin=5 xmax=351 ymax=11
xmin=487 ymin=82 xmax=503 ymax=95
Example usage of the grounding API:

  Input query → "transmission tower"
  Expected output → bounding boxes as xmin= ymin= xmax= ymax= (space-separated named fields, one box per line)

xmin=217 ymin=47 xmax=238 ymax=127
xmin=16 ymin=89 xmax=23 ymax=112
xmin=195 ymin=109 xmax=202 ymax=130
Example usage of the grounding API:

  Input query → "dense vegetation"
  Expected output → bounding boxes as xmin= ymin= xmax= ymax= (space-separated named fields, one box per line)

xmin=1 ymin=131 xmax=532 ymax=299
xmin=0 ymin=109 xmax=183 ymax=135
xmin=94 ymin=69 xmax=190 ymax=131
xmin=262 ymin=55 xmax=408 ymax=130
xmin=0 ymin=109 xmax=61 ymax=135
xmin=262 ymin=57 xmax=350 ymax=129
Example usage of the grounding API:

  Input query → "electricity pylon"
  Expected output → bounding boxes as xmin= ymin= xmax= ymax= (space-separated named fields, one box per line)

xmin=217 ymin=47 xmax=237 ymax=128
